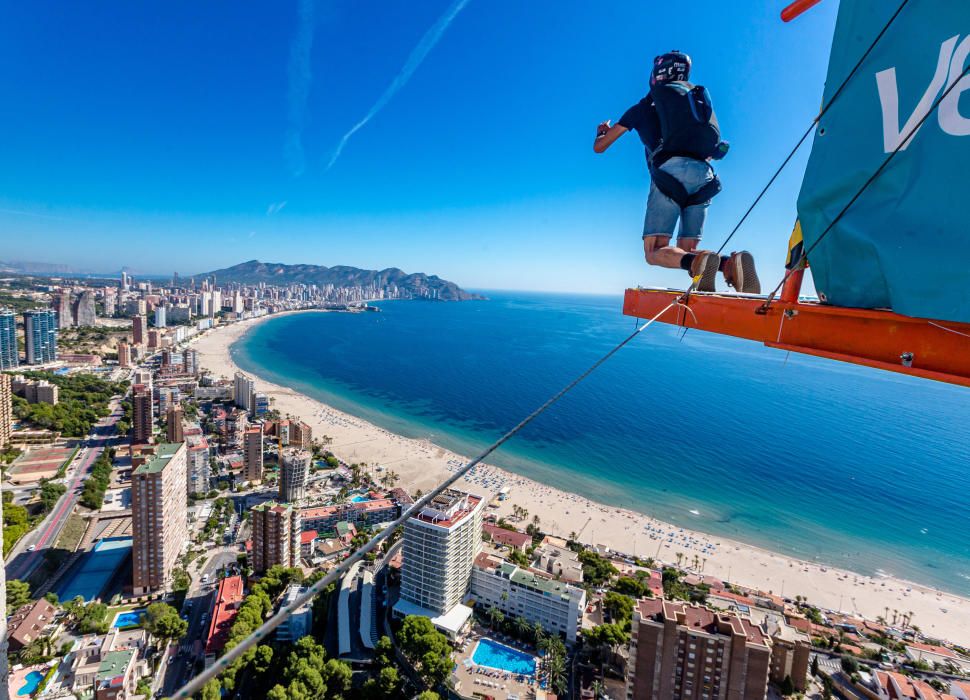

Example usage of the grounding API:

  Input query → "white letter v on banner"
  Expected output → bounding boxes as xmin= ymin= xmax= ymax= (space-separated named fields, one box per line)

xmin=875 ymin=35 xmax=958 ymax=152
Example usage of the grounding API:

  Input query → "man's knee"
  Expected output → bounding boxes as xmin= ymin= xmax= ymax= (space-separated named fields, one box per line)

xmin=677 ymin=238 xmax=700 ymax=252
xmin=643 ymin=235 xmax=671 ymax=265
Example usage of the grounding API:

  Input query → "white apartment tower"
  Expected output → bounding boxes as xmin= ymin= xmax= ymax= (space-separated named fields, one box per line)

xmin=395 ymin=489 xmax=484 ymax=638
xmin=233 ymin=372 xmax=255 ymax=411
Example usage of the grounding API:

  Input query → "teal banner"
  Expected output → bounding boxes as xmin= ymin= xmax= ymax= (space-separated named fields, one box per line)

xmin=797 ymin=0 xmax=970 ymax=323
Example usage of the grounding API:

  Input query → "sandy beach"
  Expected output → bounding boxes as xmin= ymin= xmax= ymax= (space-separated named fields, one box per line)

xmin=191 ymin=313 xmax=970 ymax=645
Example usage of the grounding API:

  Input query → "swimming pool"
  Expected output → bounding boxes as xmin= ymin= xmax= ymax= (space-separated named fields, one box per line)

xmin=18 ymin=670 xmax=44 ymax=696
xmin=57 ymin=537 xmax=132 ymax=601
xmin=112 ymin=609 xmax=145 ymax=628
xmin=471 ymin=638 xmax=536 ymax=675
xmin=350 ymin=495 xmax=370 ymax=503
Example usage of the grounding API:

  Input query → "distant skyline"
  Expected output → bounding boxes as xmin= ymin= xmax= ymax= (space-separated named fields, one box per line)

xmin=0 ymin=2 xmax=838 ymax=293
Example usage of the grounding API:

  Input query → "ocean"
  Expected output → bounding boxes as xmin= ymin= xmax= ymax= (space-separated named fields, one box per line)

xmin=233 ymin=291 xmax=970 ymax=596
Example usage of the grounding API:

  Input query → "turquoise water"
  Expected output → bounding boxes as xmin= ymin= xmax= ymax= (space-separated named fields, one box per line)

xmin=18 ymin=670 xmax=44 ymax=696
xmin=112 ymin=609 xmax=145 ymax=628
xmin=472 ymin=638 xmax=536 ymax=674
xmin=58 ymin=537 xmax=133 ymax=601
xmin=351 ymin=495 xmax=370 ymax=503
xmin=233 ymin=293 xmax=970 ymax=595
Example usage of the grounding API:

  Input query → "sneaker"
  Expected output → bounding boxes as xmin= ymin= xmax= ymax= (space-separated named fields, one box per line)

xmin=688 ymin=251 xmax=720 ymax=292
xmin=724 ymin=251 xmax=761 ymax=294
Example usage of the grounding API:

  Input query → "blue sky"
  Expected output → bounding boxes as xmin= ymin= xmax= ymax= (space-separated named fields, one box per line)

xmin=0 ymin=1 xmax=838 ymax=293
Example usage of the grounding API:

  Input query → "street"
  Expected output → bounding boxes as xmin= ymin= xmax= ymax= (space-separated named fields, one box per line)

xmin=5 ymin=398 xmax=123 ymax=582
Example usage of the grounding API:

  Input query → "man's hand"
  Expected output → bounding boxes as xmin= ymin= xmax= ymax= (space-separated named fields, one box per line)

xmin=592 ymin=120 xmax=628 ymax=154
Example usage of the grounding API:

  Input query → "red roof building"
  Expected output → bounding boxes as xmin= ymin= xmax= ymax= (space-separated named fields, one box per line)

xmin=483 ymin=523 xmax=532 ymax=551
xmin=204 ymin=575 xmax=245 ymax=661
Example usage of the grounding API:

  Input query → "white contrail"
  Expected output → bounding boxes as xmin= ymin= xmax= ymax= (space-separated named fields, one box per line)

xmin=326 ymin=0 xmax=471 ymax=169
xmin=285 ymin=0 xmax=317 ymax=177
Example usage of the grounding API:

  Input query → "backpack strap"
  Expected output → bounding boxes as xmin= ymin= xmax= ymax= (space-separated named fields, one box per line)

xmin=651 ymin=167 xmax=722 ymax=208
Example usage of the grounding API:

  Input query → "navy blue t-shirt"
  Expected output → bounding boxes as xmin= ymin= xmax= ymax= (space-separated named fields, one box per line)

xmin=618 ymin=96 xmax=661 ymax=160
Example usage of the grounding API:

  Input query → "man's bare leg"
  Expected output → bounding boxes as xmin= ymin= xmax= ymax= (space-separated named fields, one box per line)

xmin=642 ymin=235 xmax=719 ymax=291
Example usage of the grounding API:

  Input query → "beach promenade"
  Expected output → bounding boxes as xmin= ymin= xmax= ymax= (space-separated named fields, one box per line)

xmin=191 ymin=314 xmax=970 ymax=646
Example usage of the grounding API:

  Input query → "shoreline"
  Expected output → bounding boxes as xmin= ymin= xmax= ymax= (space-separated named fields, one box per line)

xmin=190 ymin=312 xmax=970 ymax=646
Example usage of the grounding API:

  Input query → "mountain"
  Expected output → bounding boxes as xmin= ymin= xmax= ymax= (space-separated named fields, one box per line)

xmin=196 ymin=260 xmax=483 ymax=301
xmin=0 ymin=260 xmax=82 ymax=275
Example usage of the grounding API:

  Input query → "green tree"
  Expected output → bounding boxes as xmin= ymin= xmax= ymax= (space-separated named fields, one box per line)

xmin=375 ymin=635 xmax=395 ymax=667
xmin=200 ymin=679 xmax=222 ymax=700
xmin=603 ymin=591 xmax=634 ymax=623
xmin=811 ymin=655 xmax=820 ymax=677
xmin=416 ymin=692 xmax=440 ymax=700
xmin=612 ymin=576 xmax=646 ymax=597
xmin=6 ymin=579 xmax=32 ymax=615
xmin=397 ymin=615 xmax=453 ymax=687
xmin=780 ymin=675 xmax=796 ymax=696
xmin=142 ymin=602 xmax=188 ymax=644
xmin=380 ymin=666 xmax=402 ymax=697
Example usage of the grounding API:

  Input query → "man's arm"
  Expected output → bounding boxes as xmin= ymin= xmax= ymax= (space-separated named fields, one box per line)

xmin=593 ymin=120 xmax=628 ymax=153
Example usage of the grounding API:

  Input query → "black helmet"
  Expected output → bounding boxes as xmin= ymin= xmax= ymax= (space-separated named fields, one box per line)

xmin=651 ymin=51 xmax=691 ymax=86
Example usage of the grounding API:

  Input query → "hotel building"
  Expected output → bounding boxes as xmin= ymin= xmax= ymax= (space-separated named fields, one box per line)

xmin=131 ymin=386 xmax=153 ymax=445
xmin=394 ymin=488 xmax=484 ymax=638
xmin=470 ymin=551 xmax=586 ymax=643
xmin=132 ymin=443 xmax=188 ymax=594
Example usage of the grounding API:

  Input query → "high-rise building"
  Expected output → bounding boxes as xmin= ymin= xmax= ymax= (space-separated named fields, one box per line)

xmin=182 ymin=348 xmax=198 ymax=376
xmin=103 ymin=287 xmax=117 ymax=317
xmin=395 ymin=489 xmax=484 ymax=638
xmin=131 ymin=386 xmax=154 ymax=445
xmin=23 ymin=310 xmax=58 ymax=364
xmin=147 ymin=329 xmax=161 ymax=349
xmin=243 ymin=427 xmax=263 ymax=483
xmin=0 ymin=374 xmax=12 ymax=448
xmin=290 ymin=420 xmax=313 ymax=450
xmin=279 ymin=449 xmax=310 ymax=503
xmin=131 ymin=442 xmax=187 ymax=594
xmin=166 ymin=405 xmax=184 ymax=443
xmin=154 ymin=305 xmax=167 ymax=328
xmin=626 ymin=598 xmax=772 ymax=700
xmin=0 ymin=309 xmax=18 ymax=369
xmin=73 ymin=290 xmax=97 ymax=327
xmin=117 ymin=342 xmax=131 ymax=368
xmin=132 ymin=315 xmax=146 ymax=345
xmin=233 ymin=372 xmax=255 ymax=411
xmin=765 ymin=614 xmax=811 ymax=692
xmin=53 ymin=291 xmax=73 ymax=329
xmin=250 ymin=501 xmax=302 ymax=573
xmin=186 ymin=434 xmax=210 ymax=496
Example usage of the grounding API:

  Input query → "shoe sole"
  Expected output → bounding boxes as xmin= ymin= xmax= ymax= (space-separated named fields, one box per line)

xmin=732 ymin=252 xmax=761 ymax=294
xmin=694 ymin=253 xmax=719 ymax=293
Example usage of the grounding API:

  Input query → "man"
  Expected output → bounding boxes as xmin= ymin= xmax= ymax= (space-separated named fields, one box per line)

xmin=594 ymin=51 xmax=760 ymax=293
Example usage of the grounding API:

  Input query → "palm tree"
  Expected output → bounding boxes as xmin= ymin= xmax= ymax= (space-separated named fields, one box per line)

xmin=533 ymin=622 xmax=544 ymax=644
xmin=515 ymin=616 xmax=531 ymax=639
xmin=569 ymin=531 xmax=577 ymax=542
xmin=488 ymin=607 xmax=505 ymax=629
xmin=590 ymin=679 xmax=606 ymax=699
xmin=546 ymin=654 xmax=568 ymax=696
xmin=675 ymin=552 xmax=684 ymax=568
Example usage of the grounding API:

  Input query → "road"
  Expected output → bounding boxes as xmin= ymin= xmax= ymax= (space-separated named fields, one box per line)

xmin=160 ymin=547 xmax=242 ymax=697
xmin=5 ymin=398 xmax=123 ymax=582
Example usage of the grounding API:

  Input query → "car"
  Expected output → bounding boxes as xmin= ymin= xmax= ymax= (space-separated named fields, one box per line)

xmin=201 ymin=575 xmax=209 ymax=584
xmin=27 ymin=544 xmax=36 ymax=552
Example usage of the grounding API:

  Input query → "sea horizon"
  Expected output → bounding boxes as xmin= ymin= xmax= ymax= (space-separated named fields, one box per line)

xmin=231 ymin=291 xmax=970 ymax=598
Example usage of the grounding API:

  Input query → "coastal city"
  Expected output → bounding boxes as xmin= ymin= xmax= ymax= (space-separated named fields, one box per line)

xmin=2 ymin=272 xmax=970 ymax=700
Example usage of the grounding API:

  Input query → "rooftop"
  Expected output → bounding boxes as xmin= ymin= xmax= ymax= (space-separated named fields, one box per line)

xmin=97 ymin=649 xmax=135 ymax=684
xmin=134 ymin=442 xmax=184 ymax=475
xmin=206 ymin=575 xmax=245 ymax=656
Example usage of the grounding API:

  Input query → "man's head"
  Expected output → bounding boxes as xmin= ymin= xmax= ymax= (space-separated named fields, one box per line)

xmin=650 ymin=51 xmax=691 ymax=86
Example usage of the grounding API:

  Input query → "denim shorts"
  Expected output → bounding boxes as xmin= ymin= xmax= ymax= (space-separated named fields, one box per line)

xmin=642 ymin=156 xmax=715 ymax=241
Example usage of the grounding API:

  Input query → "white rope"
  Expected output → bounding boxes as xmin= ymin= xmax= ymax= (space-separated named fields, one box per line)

xmin=928 ymin=320 xmax=970 ymax=340
xmin=171 ymin=301 xmax=679 ymax=698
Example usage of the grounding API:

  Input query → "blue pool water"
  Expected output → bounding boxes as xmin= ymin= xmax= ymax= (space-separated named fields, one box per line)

xmin=18 ymin=670 xmax=44 ymax=696
xmin=57 ymin=537 xmax=132 ymax=601
xmin=350 ymin=495 xmax=370 ymax=503
xmin=112 ymin=609 xmax=145 ymax=628
xmin=472 ymin=638 xmax=536 ymax=675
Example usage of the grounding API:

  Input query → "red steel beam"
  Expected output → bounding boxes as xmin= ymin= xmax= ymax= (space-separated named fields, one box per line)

xmin=623 ymin=288 xmax=970 ymax=388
